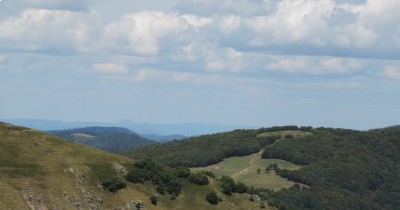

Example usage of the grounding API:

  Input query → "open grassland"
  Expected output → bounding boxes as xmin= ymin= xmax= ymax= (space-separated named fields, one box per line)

xmin=192 ymin=151 xmax=303 ymax=191
xmin=0 ymin=122 xmax=271 ymax=210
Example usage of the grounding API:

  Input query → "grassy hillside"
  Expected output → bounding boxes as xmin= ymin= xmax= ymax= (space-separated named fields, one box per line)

xmin=49 ymin=126 xmax=155 ymax=153
xmin=192 ymin=151 xmax=303 ymax=191
xmin=122 ymin=127 xmax=311 ymax=167
xmin=0 ymin=122 xmax=271 ymax=210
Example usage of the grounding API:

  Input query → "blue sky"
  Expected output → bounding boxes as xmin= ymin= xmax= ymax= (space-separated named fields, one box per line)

xmin=0 ymin=0 xmax=399 ymax=129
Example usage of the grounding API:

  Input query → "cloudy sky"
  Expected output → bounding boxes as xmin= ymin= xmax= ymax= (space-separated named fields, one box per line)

xmin=0 ymin=0 xmax=399 ymax=129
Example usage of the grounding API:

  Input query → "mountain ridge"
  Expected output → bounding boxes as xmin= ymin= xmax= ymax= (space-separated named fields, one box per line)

xmin=48 ymin=126 xmax=155 ymax=153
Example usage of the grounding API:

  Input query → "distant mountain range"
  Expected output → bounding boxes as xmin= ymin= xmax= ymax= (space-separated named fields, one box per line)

xmin=1 ymin=118 xmax=251 ymax=136
xmin=48 ymin=126 xmax=155 ymax=153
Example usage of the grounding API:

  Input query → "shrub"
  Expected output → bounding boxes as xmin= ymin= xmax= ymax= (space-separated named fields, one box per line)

xmin=126 ymin=167 xmax=148 ymax=183
xmin=175 ymin=166 xmax=191 ymax=177
xmin=189 ymin=173 xmax=209 ymax=185
xmin=102 ymin=177 xmax=127 ymax=192
xmin=149 ymin=195 xmax=157 ymax=205
xmin=200 ymin=170 xmax=216 ymax=178
xmin=235 ymin=182 xmax=248 ymax=193
xmin=220 ymin=176 xmax=236 ymax=195
xmin=206 ymin=191 xmax=219 ymax=205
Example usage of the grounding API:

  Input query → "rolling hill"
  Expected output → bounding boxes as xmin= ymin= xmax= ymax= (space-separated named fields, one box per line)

xmin=48 ymin=127 xmax=156 ymax=153
xmin=124 ymin=125 xmax=400 ymax=210
xmin=0 ymin=122 xmax=270 ymax=210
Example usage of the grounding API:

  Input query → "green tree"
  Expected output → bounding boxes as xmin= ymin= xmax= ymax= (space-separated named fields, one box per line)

xmin=206 ymin=191 xmax=219 ymax=205
xmin=235 ymin=182 xmax=248 ymax=193
xmin=220 ymin=176 xmax=236 ymax=195
xmin=189 ymin=173 xmax=209 ymax=185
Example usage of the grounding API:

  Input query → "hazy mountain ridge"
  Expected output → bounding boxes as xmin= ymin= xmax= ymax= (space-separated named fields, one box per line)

xmin=49 ymin=126 xmax=156 ymax=153
xmin=2 ymin=118 xmax=250 ymax=136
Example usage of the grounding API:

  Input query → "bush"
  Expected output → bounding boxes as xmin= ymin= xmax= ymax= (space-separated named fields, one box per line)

xmin=175 ymin=166 xmax=191 ymax=177
xmin=126 ymin=160 xmax=182 ymax=197
xmin=235 ymin=182 xmax=248 ymax=193
xmin=102 ymin=177 xmax=127 ymax=192
xmin=189 ymin=173 xmax=209 ymax=185
xmin=220 ymin=176 xmax=236 ymax=195
xmin=200 ymin=170 xmax=216 ymax=178
xmin=206 ymin=191 xmax=219 ymax=205
xmin=126 ymin=167 xmax=148 ymax=183
xmin=149 ymin=195 xmax=157 ymax=205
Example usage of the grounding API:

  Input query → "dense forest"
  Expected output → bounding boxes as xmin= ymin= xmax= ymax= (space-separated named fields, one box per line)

xmin=259 ymin=126 xmax=400 ymax=210
xmin=122 ymin=128 xmax=281 ymax=167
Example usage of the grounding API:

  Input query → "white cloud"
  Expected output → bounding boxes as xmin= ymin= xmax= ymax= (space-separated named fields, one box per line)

xmin=382 ymin=65 xmax=400 ymax=80
xmin=93 ymin=63 xmax=128 ymax=75
xmin=267 ymin=56 xmax=362 ymax=75
xmin=220 ymin=15 xmax=241 ymax=37
xmin=103 ymin=11 xmax=212 ymax=56
xmin=0 ymin=9 xmax=97 ymax=52
xmin=244 ymin=0 xmax=334 ymax=45
xmin=206 ymin=48 xmax=245 ymax=72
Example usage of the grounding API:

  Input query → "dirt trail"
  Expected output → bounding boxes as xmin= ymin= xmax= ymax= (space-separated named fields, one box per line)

xmin=231 ymin=150 xmax=263 ymax=178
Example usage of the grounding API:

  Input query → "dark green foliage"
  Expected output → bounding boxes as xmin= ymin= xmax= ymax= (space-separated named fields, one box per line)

xmin=175 ymin=166 xmax=191 ymax=177
xmin=149 ymin=195 xmax=157 ymax=205
xmin=123 ymin=129 xmax=278 ymax=167
xmin=235 ymin=182 xmax=248 ymax=193
xmin=265 ymin=163 xmax=278 ymax=172
xmin=189 ymin=173 xmax=209 ymax=185
xmin=200 ymin=170 xmax=216 ymax=178
xmin=220 ymin=176 xmax=236 ymax=195
xmin=126 ymin=159 xmax=182 ymax=197
xmin=49 ymin=127 xmax=155 ymax=153
xmin=258 ymin=126 xmax=300 ymax=133
xmin=102 ymin=177 xmax=127 ymax=192
xmin=126 ymin=167 xmax=148 ymax=183
xmin=206 ymin=191 xmax=219 ymax=205
xmin=259 ymin=127 xmax=400 ymax=210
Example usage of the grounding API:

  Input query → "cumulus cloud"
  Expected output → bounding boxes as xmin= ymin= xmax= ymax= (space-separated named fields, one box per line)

xmin=93 ymin=63 xmax=128 ymax=75
xmin=0 ymin=9 xmax=97 ymax=53
xmin=0 ymin=0 xmax=398 ymax=80
xmin=103 ymin=11 xmax=212 ymax=56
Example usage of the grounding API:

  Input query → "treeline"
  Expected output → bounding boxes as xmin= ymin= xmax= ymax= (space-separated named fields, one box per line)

xmin=123 ymin=129 xmax=281 ymax=167
xmin=257 ymin=126 xmax=312 ymax=133
xmin=259 ymin=127 xmax=400 ymax=210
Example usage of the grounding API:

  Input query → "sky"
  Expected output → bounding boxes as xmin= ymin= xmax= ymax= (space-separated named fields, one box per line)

xmin=0 ymin=0 xmax=399 ymax=129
